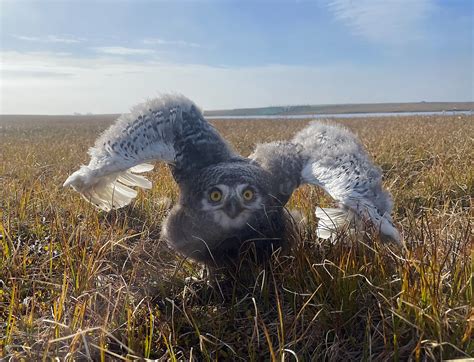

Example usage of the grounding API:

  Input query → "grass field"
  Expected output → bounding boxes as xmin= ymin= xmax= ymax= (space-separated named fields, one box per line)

xmin=1 ymin=113 xmax=472 ymax=360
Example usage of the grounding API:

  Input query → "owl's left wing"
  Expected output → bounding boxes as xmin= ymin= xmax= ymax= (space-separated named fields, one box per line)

xmin=64 ymin=95 xmax=237 ymax=211
xmin=251 ymin=122 xmax=400 ymax=244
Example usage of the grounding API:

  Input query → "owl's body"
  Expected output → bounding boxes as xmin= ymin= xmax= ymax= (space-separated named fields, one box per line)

xmin=64 ymin=95 xmax=400 ymax=267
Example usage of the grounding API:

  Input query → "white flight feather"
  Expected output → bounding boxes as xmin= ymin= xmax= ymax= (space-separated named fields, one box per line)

xmin=315 ymin=207 xmax=351 ymax=240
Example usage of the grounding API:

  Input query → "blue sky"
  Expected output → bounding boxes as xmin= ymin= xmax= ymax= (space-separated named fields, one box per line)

xmin=1 ymin=0 xmax=472 ymax=114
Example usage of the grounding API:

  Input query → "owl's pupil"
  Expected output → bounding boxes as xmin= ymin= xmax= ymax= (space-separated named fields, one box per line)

xmin=210 ymin=190 xmax=222 ymax=202
xmin=243 ymin=190 xmax=253 ymax=200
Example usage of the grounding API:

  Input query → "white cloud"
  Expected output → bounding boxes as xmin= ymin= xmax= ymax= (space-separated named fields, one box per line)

xmin=92 ymin=46 xmax=157 ymax=55
xmin=0 ymin=51 xmax=471 ymax=114
xmin=142 ymin=38 xmax=201 ymax=48
xmin=13 ymin=34 xmax=84 ymax=44
xmin=323 ymin=0 xmax=435 ymax=44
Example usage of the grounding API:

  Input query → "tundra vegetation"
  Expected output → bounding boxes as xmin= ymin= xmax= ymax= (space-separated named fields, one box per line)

xmin=0 ymin=114 xmax=472 ymax=360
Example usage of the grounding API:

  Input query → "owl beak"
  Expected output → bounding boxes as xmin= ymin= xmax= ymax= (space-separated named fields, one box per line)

xmin=225 ymin=199 xmax=243 ymax=219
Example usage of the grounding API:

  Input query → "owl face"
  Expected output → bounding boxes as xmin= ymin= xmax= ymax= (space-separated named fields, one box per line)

xmin=200 ymin=183 xmax=263 ymax=229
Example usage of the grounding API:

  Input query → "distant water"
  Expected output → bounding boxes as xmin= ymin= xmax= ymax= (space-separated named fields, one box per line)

xmin=207 ymin=110 xmax=472 ymax=120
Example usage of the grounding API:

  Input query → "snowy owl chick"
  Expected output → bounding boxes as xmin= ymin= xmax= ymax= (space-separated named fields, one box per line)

xmin=64 ymin=95 xmax=400 ymax=266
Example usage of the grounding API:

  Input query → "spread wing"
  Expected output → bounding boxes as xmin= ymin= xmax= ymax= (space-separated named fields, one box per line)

xmin=251 ymin=122 xmax=400 ymax=244
xmin=64 ymin=94 xmax=237 ymax=211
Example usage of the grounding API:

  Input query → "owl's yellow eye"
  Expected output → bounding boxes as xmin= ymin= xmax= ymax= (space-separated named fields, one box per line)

xmin=242 ymin=188 xmax=254 ymax=201
xmin=209 ymin=189 xmax=222 ymax=202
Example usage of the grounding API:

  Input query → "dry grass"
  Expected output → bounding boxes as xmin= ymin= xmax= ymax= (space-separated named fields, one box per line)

xmin=0 ymin=114 xmax=472 ymax=360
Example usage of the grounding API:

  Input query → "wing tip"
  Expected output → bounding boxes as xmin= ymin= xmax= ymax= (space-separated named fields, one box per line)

xmin=63 ymin=166 xmax=91 ymax=191
xmin=315 ymin=206 xmax=402 ymax=245
xmin=63 ymin=177 xmax=73 ymax=188
xmin=64 ymin=165 xmax=154 ymax=212
xmin=379 ymin=220 xmax=402 ymax=245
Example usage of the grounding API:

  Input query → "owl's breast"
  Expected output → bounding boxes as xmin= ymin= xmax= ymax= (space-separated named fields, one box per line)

xmin=161 ymin=204 xmax=289 ymax=266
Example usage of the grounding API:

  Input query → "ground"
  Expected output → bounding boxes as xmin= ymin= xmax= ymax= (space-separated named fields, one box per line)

xmin=0 ymin=114 xmax=472 ymax=360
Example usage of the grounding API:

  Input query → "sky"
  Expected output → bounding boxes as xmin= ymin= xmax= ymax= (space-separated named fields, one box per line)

xmin=0 ymin=0 xmax=472 ymax=114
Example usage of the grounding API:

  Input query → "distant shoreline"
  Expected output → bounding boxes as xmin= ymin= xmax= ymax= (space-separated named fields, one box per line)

xmin=1 ymin=101 xmax=472 ymax=118
xmin=206 ymin=110 xmax=472 ymax=120
xmin=203 ymin=101 xmax=474 ymax=117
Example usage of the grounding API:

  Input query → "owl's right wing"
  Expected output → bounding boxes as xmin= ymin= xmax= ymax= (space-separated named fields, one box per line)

xmin=251 ymin=122 xmax=400 ymax=244
xmin=64 ymin=95 xmax=237 ymax=211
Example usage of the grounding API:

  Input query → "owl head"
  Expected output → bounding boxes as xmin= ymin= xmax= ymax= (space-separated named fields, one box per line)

xmin=181 ymin=161 xmax=277 ymax=231
xmin=200 ymin=182 xmax=262 ymax=229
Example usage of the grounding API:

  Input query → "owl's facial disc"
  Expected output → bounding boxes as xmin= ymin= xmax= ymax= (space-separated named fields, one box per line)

xmin=201 ymin=184 xmax=262 ymax=229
